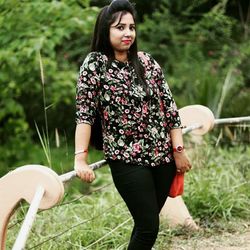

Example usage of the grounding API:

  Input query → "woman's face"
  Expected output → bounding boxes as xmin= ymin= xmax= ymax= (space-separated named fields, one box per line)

xmin=109 ymin=12 xmax=136 ymax=56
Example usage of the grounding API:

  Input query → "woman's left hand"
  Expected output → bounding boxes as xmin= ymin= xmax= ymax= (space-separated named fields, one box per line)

xmin=173 ymin=151 xmax=192 ymax=174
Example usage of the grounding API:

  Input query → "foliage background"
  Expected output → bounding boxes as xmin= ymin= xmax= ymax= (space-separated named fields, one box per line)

xmin=0 ymin=0 xmax=249 ymax=171
xmin=1 ymin=0 xmax=250 ymax=248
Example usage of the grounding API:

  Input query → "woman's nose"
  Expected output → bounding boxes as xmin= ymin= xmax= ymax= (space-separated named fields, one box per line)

xmin=124 ymin=28 xmax=132 ymax=37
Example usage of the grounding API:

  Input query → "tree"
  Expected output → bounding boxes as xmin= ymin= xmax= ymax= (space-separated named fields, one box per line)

xmin=0 ymin=0 xmax=98 ymax=169
xmin=139 ymin=0 xmax=250 ymax=117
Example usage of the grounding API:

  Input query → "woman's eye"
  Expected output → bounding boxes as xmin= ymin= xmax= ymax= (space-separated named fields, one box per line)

xmin=117 ymin=26 xmax=124 ymax=31
xmin=130 ymin=26 xmax=135 ymax=31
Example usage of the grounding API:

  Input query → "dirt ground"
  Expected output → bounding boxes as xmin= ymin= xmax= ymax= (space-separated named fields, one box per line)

xmin=166 ymin=218 xmax=250 ymax=250
xmin=171 ymin=230 xmax=250 ymax=250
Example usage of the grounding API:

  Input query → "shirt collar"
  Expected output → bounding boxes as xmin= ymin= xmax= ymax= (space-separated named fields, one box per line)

xmin=112 ymin=59 xmax=131 ymax=69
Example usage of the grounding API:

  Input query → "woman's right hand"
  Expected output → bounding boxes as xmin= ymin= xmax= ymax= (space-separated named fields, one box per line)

xmin=74 ymin=161 xmax=96 ymax=183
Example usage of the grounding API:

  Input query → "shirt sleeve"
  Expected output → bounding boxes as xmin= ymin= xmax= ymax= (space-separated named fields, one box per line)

xmin=141 ymin=52 xmax=182 ymax=129
xmin=75 ymin=52 xmax=104 ymax=125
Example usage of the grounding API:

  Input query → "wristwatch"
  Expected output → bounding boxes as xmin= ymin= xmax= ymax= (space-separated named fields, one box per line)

xmin=173 ymin=145 xmax=184 ymax=153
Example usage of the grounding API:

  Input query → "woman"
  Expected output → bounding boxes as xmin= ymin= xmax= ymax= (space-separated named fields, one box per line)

xmin=74 ymin=0 xmax=191 ymax=249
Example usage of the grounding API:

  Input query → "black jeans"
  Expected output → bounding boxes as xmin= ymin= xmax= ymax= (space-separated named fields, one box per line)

xmin=108 ymin=160 xmax=176 ymax=250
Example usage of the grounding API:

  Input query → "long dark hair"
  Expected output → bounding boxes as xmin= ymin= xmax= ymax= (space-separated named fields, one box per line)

xmin=91 ymin=0 xmax=146 ymax=88
xmin=90 ymin=0 xmax=147 ymax=150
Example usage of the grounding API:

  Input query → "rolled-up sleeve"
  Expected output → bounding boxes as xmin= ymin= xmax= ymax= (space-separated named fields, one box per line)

xmin=76 ymin=52 xmax=102 ymax=125
xmin=159 ymin=75 xmax=182 ymax=129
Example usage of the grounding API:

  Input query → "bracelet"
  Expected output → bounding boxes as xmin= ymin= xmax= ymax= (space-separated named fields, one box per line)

xmin=75 ymin=149 xmax=88 ymax=155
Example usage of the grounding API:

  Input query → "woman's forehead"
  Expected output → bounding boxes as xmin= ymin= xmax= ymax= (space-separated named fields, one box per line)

xmin=112 ymin=12 xmax=135 ymax=25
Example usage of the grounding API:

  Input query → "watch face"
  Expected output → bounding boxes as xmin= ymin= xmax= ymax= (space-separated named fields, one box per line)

xmin=176 ymin=145 xmax=183 ymax=152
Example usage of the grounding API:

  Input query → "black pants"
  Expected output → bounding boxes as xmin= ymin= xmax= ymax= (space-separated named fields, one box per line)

xmin=108 ymin=160 xmax=176 ymax=250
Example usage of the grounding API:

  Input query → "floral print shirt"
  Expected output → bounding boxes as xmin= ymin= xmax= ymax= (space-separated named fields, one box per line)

xmin=76 ymin=51 xmax=181 ymax=167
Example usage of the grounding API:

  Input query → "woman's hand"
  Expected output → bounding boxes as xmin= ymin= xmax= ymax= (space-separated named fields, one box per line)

xmin=173 ymin=151 xmax=192 ymax=174
xmin=74 ymin=160 xmax=96 ymax=183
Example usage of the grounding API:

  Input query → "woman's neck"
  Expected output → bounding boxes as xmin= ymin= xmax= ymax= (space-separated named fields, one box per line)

xmin=114 ymin=51 xmax=128 ymax=62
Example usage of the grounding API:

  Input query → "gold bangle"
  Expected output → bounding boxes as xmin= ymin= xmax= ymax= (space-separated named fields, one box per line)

xmin=75 ymin=149 xmax=88 ymax=155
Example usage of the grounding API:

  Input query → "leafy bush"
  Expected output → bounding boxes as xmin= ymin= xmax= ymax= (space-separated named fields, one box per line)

xmin=139 ymin=0 xmax=250 ymax=117
xmin=0 ymin=0 xmax=98 ymax=168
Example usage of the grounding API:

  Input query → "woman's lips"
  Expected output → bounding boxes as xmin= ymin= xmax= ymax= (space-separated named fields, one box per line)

xmin=122 ymin=40 xmax=131 ymax=44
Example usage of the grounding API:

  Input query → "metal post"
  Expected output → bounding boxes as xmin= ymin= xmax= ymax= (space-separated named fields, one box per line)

xmin=182 ymin=116 xmax=250 ymax=134
xmin=182 ymin=123 xmax=203 ymax=134
xmin=59 ymin=159 xmax=107 ymax=183
xmin=215 ymin=116 xmax=250 ymax=125
xmin=12 ymin=186 xmax=45 ymax=250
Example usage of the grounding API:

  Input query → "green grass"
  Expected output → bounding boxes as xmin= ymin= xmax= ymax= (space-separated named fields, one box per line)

xmin=7 ymin=180 xmax=132 ymax=249
xmin=5 ymin=143 xmax=250 ymax=249
xmin=183 ymin=144 xmax=250 ymax=221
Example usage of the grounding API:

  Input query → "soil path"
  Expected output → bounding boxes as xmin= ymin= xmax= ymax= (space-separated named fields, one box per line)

xmin=171 ymin=229 xmax=250 ymax=250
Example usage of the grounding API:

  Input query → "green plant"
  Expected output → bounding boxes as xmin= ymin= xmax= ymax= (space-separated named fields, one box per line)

xmin=0 ymin=0 xmax=99 ymax=170
xmin=184 ymin=145 xmax=250 ymax=221
xmin=139 ymin=0 xmax=250 ymax=117
xmin=5 ymin=144 xmax=250 ymax=249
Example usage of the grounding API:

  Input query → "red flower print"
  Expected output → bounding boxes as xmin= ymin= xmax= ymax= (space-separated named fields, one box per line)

xmin=90 ymin=78 xmax=96 ymax=84
xmin=110 ymin=86 xmax=116 ymax=92
xmin=160 ymin=101 xmax=164 ymax=112
xmin=142 ymin=104 xmax=148 ymax=114
xmin=122 ymin=114 xmax=128 ymax=124
xmin=132 ymin=152 xmax=137 ymax=157
xmin=104 ymin=110 xmax=108 ymax=120
xmin=125 ymin=130 xmax=132 ymax=136
xmin=134 ymin=112 xmax=140 ymax=118
xmin=133 ymin=143 xmax=141 ymax=153
xmin=121 ymin=98 xmax=127 ymax=105
xmin=154 ymin=147 xmax=159 ymax=156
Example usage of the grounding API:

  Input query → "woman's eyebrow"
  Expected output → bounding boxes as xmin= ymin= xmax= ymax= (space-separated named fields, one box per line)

xmin=116 ymin=22 xmax=135 ymax=26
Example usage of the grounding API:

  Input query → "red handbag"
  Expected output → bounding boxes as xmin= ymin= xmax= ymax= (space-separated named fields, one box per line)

xmin=169 ymin=173 xmax=184 ymax=198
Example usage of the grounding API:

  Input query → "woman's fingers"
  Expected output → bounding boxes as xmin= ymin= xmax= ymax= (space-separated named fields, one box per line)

xmin=176 ymin=162 xmax=192 ymax=173
xmin=76 ymin=167 xmax=95 ymax=183
xmin=175 ymin=153 xmax=192 ymax=174
xmin=85 ymin=170 xmax=95 ymax=183
xmin=84 ymin=170 xmax=95 ymax=183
